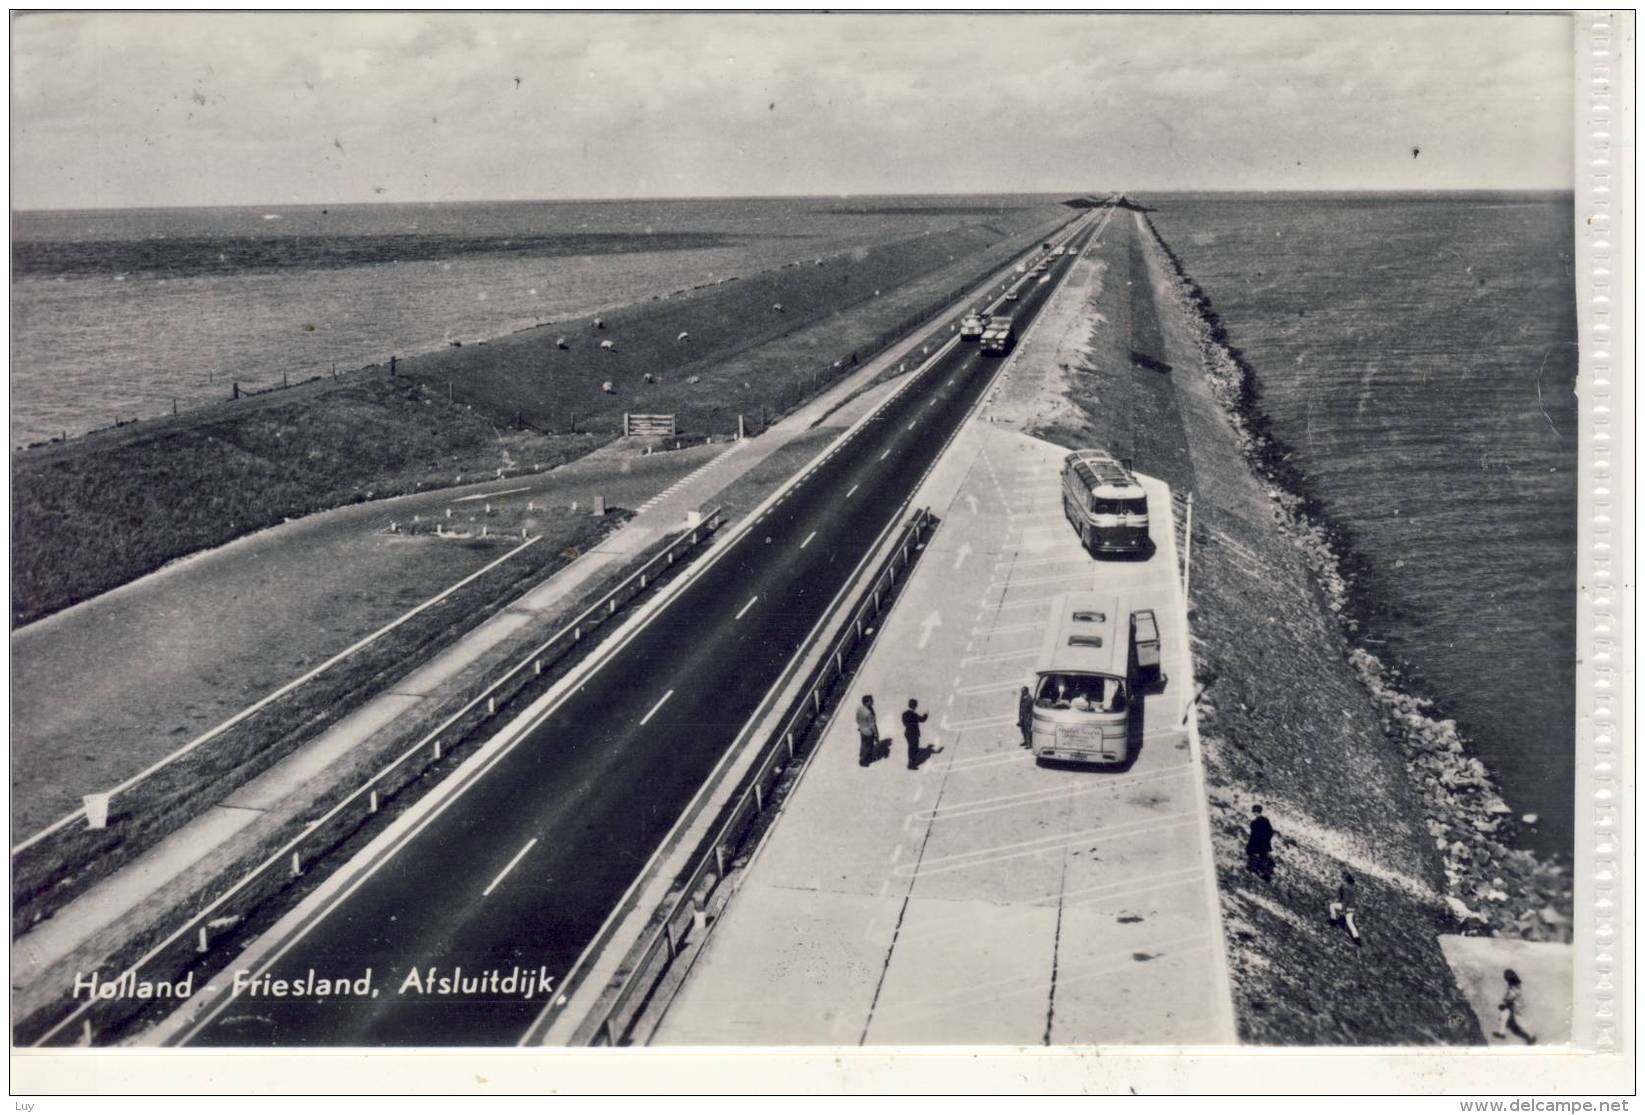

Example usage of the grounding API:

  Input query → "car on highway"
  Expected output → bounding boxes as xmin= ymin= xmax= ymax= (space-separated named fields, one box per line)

xmin=1004 ymin=288 xmax=1020 ymax=302
xmin=959 ymin=313 xmax=986 ymax=341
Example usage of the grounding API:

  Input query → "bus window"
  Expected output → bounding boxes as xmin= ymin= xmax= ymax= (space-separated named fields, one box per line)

xmin=1091 ymin=496 xmax=1148 ymax=516
xmin=1035 ymin=673 xmax=1111 ymax=710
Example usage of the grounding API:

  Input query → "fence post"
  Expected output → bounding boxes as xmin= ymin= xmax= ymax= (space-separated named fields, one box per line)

xmin=369 ymin=790 xmax=379 ymax=814
xmin=291 ymin=852 xmax=302 ymax=878
xmin=715 ymin=845 xmax=726 ymax=878
xmin=1182 ymin=493 xmax=1195 ymax=601
xmin=198 ymin=927 xmax=210 ymax=953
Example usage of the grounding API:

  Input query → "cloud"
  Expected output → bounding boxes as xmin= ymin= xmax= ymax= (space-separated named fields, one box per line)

xmin=10 ymin=11 xmax=1577 ymax=208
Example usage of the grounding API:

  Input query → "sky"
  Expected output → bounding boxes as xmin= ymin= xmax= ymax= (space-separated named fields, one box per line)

xmin=10 ymin=11 xmax=1577 ymax=210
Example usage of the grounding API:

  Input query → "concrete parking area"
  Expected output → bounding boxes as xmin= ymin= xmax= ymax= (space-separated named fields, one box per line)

xmin=653 ymin=423 xmax=1235 ymax=1045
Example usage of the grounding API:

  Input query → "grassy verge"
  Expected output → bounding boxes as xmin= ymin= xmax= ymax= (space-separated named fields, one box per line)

xmin=12 ymin=508 xmax=626 ymax=936
xmin=11 ymin=377 xmax=596 ymax=624
xmin=12 ymin=206 xmax=1072 ymax=626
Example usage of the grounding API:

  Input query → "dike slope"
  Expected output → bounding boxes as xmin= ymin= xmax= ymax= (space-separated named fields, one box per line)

xmin=1017 ymin=211 xmax=1568 ymax=1044
xmin=12 ymin=204 xmax=1070 ymax=625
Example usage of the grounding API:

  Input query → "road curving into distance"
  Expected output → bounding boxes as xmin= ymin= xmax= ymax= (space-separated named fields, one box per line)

xmin=170 ymin=205 xmax=1111 ymax=1047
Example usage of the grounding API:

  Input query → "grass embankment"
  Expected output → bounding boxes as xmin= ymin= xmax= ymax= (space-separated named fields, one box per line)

xmin=12 ymin=205 xmax=1070 ymax=627
xmin=12 ymin=509 xmax=624 ymax=936
xmin=1027 ymin=213 xmax=1483 ymax=1044
xmin=394 ymin=206 xmax=1071 ymax=436
xmin=11 ymin=378 xmax=594 ymax=625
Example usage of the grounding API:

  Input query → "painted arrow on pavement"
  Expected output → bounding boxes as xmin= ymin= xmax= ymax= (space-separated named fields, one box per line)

xmin=918 ymin=611 xmax=943 ymax=650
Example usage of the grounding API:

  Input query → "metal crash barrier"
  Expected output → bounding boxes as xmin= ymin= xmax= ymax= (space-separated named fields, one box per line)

xmin=583 ymin=506 xmax=937 ymax=1046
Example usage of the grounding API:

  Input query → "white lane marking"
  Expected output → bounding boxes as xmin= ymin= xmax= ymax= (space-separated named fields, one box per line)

xmin=800 ymin=530 xmax=817 ymax=549
xmin=452 ymin=486 xmax=531 ymax=503
xmin=907 ymin=420 xmax=917 ymax=430
xmin=640 ymin=689 xmax=675 ymax=726
xmin=960 ymin=648 xmax=1039 ymax=666
xmin=736 ymin=595 xmax=759 ymax=620
xmin=846 ymin=484 xmax=860 ymax=499
xmin=482 ymin=838 xmax=539 ymax=897
xmin=880 ymin=449 xmax=891 ymax=461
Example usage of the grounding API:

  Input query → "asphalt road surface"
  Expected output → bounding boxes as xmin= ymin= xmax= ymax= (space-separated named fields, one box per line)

xmin=179 ymin=209 xmax=1108 ymax=1047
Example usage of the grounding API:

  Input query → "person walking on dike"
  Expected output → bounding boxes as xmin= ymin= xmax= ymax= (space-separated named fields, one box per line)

xmin=1493 ymin=969 xmax=1537 ymax=1044
xmin=1328 ymin=870 xmax=1362 ymax=946
xmin=1246 ymin=804 xmax=1275 ymax=881
xmin=1017 ymin=686 xmax=1035 ymax=748
xmin=902 ymin=698 xmax=930 ymax=770
xmin=856 ymin=695 xmax=879 ymax=767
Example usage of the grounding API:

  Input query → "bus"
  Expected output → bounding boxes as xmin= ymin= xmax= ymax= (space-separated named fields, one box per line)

xmin=1060 ymin=449 xmax=1149 ymax=557
xmin=1029 ymin=593 xmax=1132 ymax=766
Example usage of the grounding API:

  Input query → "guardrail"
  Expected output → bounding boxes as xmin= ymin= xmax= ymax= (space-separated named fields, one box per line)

xmin=25 ymin=508 xmax=726 ymax=1048
xmin=579 ymin=506 xmax=937 ymax=1046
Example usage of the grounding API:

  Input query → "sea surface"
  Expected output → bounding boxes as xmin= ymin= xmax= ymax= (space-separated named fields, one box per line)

xmin=1147 ymin=191 xmax=1578 ymax=856
xmin=9 ymin=195 xmax=1053 ymax=447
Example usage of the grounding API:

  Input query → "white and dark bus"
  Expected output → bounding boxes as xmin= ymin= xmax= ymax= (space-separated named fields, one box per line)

xmin=1060 ymin=448 xmax=1149 ymax=557
xmin=1029 ymin=594 xmax=1132 ymax=765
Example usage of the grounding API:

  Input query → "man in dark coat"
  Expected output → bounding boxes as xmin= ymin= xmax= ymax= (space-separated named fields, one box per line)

xmin=1017 ymin=686 xmax=1035 ymax=748
xmin=901 ymin=698 xmax=929 ymax=769
xmin=855 ymin=695 xmax=878 ymax=767
xmin=1246 ymin=804 xmax=1275 ymax=881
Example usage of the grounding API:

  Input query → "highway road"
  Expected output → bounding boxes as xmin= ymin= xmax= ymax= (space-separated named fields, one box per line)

xmin=176 ymin=206 xmax=1110 ymax=1047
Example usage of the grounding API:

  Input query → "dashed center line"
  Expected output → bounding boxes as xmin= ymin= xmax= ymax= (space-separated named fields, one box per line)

xmin=482 ymin=838 xmax=538 ymax=897
xmin=880 ymin=449 xmax=891 ymax=461
xmin=736 ymin=595 xmax=759 ymax=620
xmin=846 ymin=484 xmax=860 ymax=499
xmin=907 ymin=421 xmax=917 ymax=430
xmin=801 ymin=530 xmax=817 ymax=549
xmin=640 ymin=689 xmax=675 ymax=726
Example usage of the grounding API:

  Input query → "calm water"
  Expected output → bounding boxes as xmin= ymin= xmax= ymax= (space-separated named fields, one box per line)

xmin=9 ymin=195 xmax=1053 ymax=446
xmin=1147 ymin=192 xmax=1578 ymax=855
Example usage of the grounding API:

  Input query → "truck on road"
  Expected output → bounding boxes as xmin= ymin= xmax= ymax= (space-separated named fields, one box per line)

xmin=979 ymin=315 xmax=1016 ymax=355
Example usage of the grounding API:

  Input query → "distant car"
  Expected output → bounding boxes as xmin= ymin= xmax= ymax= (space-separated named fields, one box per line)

xmin=1004 ymin=288 xmax=1020 ymax=301
xmin=959 ymin=313 xmax=986 ymax=341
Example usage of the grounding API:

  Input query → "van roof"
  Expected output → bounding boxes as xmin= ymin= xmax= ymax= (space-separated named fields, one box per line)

xmin=1063 ymin=449 xmax=1145 ymax=498
xmin=1037 ymin=592 xmax=1127 ymax=678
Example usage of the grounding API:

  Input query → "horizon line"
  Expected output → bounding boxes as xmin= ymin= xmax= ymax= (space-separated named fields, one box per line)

xmin=12 ymin=186 xmax=1578 ymax=217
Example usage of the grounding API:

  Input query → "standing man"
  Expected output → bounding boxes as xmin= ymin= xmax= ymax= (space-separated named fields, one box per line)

xmin=1017 ymin=686 xmax=1035 ymax=748
xmin=856 ymin=695 xmax=878 ymax=767
xmin=1328 ymin=870 xmax=1363 ymax=946
xmin=901 ymin=698 xmax=930 ymax=770
xmin=1246 ymin=804 xmax=1275 ymax=881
